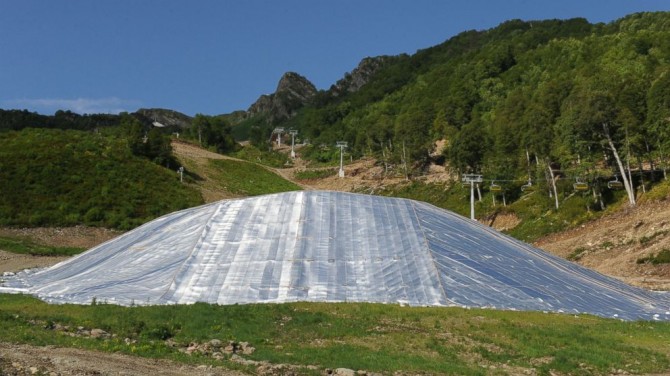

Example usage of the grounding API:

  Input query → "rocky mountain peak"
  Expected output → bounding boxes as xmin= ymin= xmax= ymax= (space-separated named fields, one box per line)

xmin=329 ymin=55 xmax=395 ymax=97
xmin=134 ymin=108 xmax=193 ymax=129
xmin=247 ymin=72 xmax=316 ymax=123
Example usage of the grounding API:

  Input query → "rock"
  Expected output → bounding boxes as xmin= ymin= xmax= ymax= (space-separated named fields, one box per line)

xmin=335 ymin=368 xmax=356 ymax=376
xmin=247 ymin=72 xmax=317 ymax=124
xmin=230 ymin=354 xmax=260 ymax=366
xmin=185 ymin=342 xmax=199 ymax=355
xmin=223 ymin=341 xmax=236 ymax=354
xmin=90 ymin=328 xmax=109 ymax=338
xmin=239 ymin=341 xmax=255 ymax=355
xmin=209 ymin=339 xmax=222 ymax=348
xmin=29 ymin=366 xmax=39 ymax=374
xmin=329 ymin=56 xmax=395 ymax=97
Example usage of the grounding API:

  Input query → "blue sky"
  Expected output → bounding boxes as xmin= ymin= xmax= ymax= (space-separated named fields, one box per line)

xmin=1 ymin=1 xmax=669 ymax=116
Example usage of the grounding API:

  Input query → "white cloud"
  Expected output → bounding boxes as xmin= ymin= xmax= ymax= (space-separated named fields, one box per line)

xmin=2 ymin=97 xmax=142 ymax=115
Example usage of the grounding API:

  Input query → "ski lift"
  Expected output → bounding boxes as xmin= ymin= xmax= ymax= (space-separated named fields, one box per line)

xmin=573 ymin=178 xmax=589 ymax=192
xmin=521 ymin=180 xmax=534 ymax=192
xmin=607 ymin=176 xmax=624 ymax=190
xmin=490 ymin=182 xmax=502 ymax=192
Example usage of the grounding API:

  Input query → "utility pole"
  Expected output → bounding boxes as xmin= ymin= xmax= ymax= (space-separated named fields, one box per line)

xmin=289 ymin=129 xmax=298 ymax=158
xmin=178 ymin=166 xmax=184 ymax=183
xmin=462 ymin=174 xmax=483 ymax=220
xmin=273 ymin=127 xmax=285 ymax=147
xmin=336 ymin=141 xmax=348 ymax=178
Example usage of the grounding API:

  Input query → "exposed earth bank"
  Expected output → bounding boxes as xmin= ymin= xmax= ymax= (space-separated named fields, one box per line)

xmin=534 ymin=198 xmax=670 ymax=291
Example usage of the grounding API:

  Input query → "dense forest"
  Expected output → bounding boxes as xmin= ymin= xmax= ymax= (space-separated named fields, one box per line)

xmin=255 ymin=12 xmax=670 ymax=208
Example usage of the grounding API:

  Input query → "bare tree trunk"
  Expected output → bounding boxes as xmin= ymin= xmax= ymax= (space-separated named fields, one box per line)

xmin=626 ymin=132 xmax=635 ymax=199
xmin=596 ymin=183 xmax=605 ymax=211
xmin=381 ymin=142 xmax=388 ymax=175
xmin=637 ymin=156 xmax=646 ymax=193
xmin=603 ymin=123 xmax=636 ymax=206
xmin=547 ymin=160 xmax=559 ymax=209
xmin=402 ymin=141 xmax=409 ymax=181
xmin=627 ymin=156 xmax=634 ymax=197
xmin=646 ymin=140 xmax=655 ymax=182
xmin=659 ymin=140 xmax=668 ymax=180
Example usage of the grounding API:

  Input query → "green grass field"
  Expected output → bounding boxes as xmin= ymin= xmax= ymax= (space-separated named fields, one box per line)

xmin=208 ymin=159 xmax=301 ymax=196
xmin=1 ymin=294 xmax=668 ymax=375
xmin=0 ymin=236 xmax=84 ymax=256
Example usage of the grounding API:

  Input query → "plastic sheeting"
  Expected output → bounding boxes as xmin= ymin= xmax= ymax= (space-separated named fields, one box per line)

xmin=2 ymin=191 xmax=669 ymax=321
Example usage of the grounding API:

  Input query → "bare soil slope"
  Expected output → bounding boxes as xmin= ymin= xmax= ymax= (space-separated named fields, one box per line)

xmin=534 ymin=199 xmax=670 ymax=290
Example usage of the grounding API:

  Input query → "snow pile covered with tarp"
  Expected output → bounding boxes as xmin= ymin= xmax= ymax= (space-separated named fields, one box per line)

xmin=2 ymin=191 xmax=669 ymax=321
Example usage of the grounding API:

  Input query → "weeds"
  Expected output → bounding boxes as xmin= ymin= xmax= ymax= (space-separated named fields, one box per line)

xmin=294 ymin=168 xmax=337 ymax=181
xmin=639 ymin=230 xmax=669 ymax=245
xmin=637 ymin=249 xmax=670 ymax=265
xmin=567 ymin=247 xmax=588 ymax=261
xmin=0 ymin=236 xmax=84 ymax=256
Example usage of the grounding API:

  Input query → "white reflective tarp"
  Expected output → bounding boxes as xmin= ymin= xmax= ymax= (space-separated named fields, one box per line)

xmin=2 ymin=191 xmax=669 ymax=321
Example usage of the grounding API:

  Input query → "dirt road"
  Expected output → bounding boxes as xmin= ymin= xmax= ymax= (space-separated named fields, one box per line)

xmin=0 ymin=342 xmax=243 ymax=376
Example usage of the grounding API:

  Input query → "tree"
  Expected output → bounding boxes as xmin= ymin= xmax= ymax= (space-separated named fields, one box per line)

xmin=446 ymin=118 xmax=490 ymax=173
xmin=559 ymin=80 xmax=637 ymax=206
xmin=190 ymin=114 xmax=238 ymax=154
xmin=646 ymin=71 xmax=670 ymax=179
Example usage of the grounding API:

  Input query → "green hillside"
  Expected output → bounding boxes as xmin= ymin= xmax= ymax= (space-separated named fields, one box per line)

xmin=264 ymin=13 xmax=670 ymax=212
xmin=0 ymin=128 xmax=203 ymax=229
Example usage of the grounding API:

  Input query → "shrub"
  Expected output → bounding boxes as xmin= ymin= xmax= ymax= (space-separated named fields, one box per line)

xmin=637 ymin=249 xmax=670 ymax=265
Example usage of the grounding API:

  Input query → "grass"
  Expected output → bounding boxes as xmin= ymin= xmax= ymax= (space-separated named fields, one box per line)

xmin=0 ymin=236 xmax=85 ymax=256
xmin=229 ymin=145 xmax=291 ymax=168
xmin=375 ymin=181 xmax=607 ymax=242
xmin=637 ymin=249 xmax=670 ymax=265
xmin=639 ymin=230 xmax=669 ymax=245
xmin=294 ymin=168 xmax=337 ymax=180
xmin=567 ymin=247 xmax=588 ymax=261
xmin=208 ymin=159 xmax=301 ymax=196
xmin=0 ymin=294 xmax=669 ymax=375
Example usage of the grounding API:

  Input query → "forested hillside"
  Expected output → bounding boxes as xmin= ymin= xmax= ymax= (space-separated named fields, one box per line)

xmin=266 ymin=13 xmax=670 ymax=209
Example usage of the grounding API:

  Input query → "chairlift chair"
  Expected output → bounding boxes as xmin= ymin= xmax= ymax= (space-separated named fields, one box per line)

xmin=490 ymin=183 xmax=502 ymax=192
xmin=573 ymin=179 xmax=589 ymax=192
xmin=607 ymin=176 xmax=624 ymax=190
xmin=521 ymin=181 xmax=534 ymax=192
